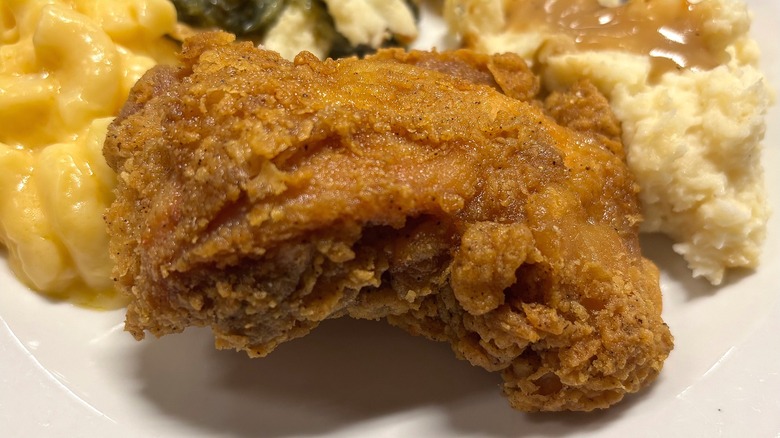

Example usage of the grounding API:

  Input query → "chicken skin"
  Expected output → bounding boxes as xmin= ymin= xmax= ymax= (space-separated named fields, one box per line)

xmin=104 ymin=32 xmax=673 ymax=412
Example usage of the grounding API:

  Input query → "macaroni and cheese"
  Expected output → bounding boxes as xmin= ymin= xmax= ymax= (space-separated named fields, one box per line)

xmin=0 ymin=0 xmax=178 ymax=306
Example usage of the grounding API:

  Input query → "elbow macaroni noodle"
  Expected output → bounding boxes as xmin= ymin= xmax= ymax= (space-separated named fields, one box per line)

xmin=0 ymin=0 xmax=178 ymax=306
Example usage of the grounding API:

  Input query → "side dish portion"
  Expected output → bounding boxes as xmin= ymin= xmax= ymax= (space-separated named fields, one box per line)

xmin=446 ymin=0 xmax=773 ymax=284
xmin=105 ymin=33 xmax=673 ymax=411
xmin=0 ymin=0 xmax=178 ymax=305
xmin=171 ymin=0 xmax=420 ymax=59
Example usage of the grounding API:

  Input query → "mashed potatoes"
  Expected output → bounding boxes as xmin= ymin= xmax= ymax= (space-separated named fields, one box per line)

xmin=446 ymin=0 xmax=773 ymax=284
xmin=0 ymin=0 xmax=178 ymax=306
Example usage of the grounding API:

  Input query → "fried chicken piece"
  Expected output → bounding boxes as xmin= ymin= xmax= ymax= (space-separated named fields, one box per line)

xmin=104 ymin=32 xmax=673 ymax=412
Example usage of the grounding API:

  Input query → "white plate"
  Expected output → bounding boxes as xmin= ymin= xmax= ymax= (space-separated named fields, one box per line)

xmin=2 ymin=1 xmax=779 ymax=436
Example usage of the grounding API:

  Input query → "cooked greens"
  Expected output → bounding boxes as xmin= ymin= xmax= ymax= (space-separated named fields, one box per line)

xmin=170 ymin=0 xmax=419 ymax=58
xmin=172 ymin=0 xmax=288 ymax=36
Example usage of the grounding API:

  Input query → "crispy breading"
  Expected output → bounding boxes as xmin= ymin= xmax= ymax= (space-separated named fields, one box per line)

xmin=104 ymin=32 xmax=673 ymax=412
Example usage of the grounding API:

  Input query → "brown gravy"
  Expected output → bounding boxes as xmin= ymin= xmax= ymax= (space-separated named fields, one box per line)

xmin=506 ymin=0 xmax=728 ymax=76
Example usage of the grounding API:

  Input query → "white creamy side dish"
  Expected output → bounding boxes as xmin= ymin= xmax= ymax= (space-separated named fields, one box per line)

xmin=263 ymin=0 xmax=418 ymax=59
xmin=446 ymin=0 xmax=773 ymax=284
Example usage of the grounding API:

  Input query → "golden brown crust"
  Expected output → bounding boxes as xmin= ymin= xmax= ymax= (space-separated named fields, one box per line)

xmin=105 ymin=32 xmax=672 ymax=412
